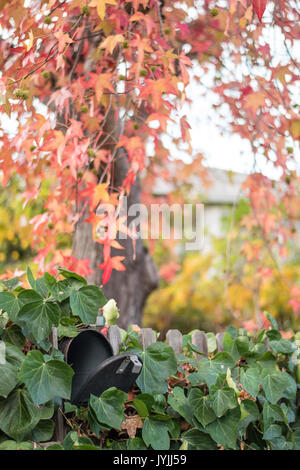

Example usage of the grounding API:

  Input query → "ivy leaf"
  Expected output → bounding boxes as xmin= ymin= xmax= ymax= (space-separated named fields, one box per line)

xmin=211 ymin=351 xmax=235 ymax=371
xmin=63 ymin=431 xmax=97 ymax=450
xmin=265 ymin=312 xmax=278 ymax=330
xmin=206 ymin=406 xmax=241 ymax=449
xmin=210 ymin=387 xmax=238 ymax=418
xmin=17 ymin=291 xmax=61 ymax=343
xmin=18 ymin=350 xmax=74 ymax=406
xmin=31 ymin=419 xmax=55 ymax=443
xmin=263 ymin=424 xmax=282 ymax=440
xmin=167 ymin=387 xmax=194 ymax=424
xmin=35 ymin=277 xmax=50 ymax=298
xmin=269 ymin=339 xmax=296 ymax=355
xmin=223 ymin=332 xmax=240 ymax=361
xmin=263 ymin=402 xmax=285 ymax=427
xmin=39 ymin=400 xmax=55 ymax=420
xmin=188 ymin=360 xmax=218 ymax=388
xmin=188 ymin=388 xmax=216 ymax=427
xmin=142 ymin=418 xmax=170 ymax=450
xmin=70 ymin=285 xmax=106 ymax=324
xmin=4 ymin=342 xmax=25 ymax=368
xmin=282 ymin=373 xmax=297 ymax=401
xmin=0 ymin=361 xmax=19 ymax=398
xmin=181 ymin=428 xmax=217 ymax=450
xmin=0 ymin=389 xmax=41 ymax=441
xmin=136 ymin=342 xmax=177 ymax=394
xmin=58 ymin=267 xmax=87 ymax=285
xmin=266 ymin=329 xmax=281 ymax=341
xmin=127 ymin=437 xmax=147 ymax=450
xmin=189 ymin=352 xmax=235 ymax=390
xmin=236 ymin=336 xmax=250 ymax=355
xmin=44 ymin=273 xmax=74 ymax=302
xmin=0 ymin=440 xmax=35 ymax=450
xmin=0 ymin=277 xmax=21 ymax=291
xmin=239 ymin=399 xmax=260 ymax=435
xmin=262 ymin=369 xmax=291 ymax=404
xmin=133 ymin=393 xmax=154 ymax=418
xmin=57 ymin=324 xmax=79 ymax=338
xmin=26 ymin=266 xmax=36 ymax=289
xmin=258 ymin=351 xmax=277 ymax=371
xmin=89 ymin=388 xmax=127 ymax=430
xmin=269 ymin=436 xmax=293 ymax=450
xmin=293 ymin=430 xmax=300 ymax=450
xmin=1 ymin=324 xmax=25 ymax=348
xmin=240 ymin=367 xmax=261 ymax=399
xmin=0 ymin=291 xmax=19 ymax=322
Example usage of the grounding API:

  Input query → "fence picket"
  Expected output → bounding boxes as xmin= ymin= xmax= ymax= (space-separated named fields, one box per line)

xmin=191 ymin=331 xmax=208 ymax=358
xmin=108 ymin=325 xmax=122 ymax=355
xmin=166 ymin=329 xmax=183 ymax=354
xmin=138 ymin=328 xmax=156 ymax=350
xmin=216 ymin=332 xmax=224 ymax=352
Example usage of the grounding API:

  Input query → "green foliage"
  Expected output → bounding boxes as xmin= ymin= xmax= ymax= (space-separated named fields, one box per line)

xmin=18 ymin=350 xmax=74 ymax=406
xmin=0 ymin=269 xmax=300 ymax=450
xmin=136 ymin=342 xmax=177 ymax=394
xmin=0 ymin=268 xmax=106 ymax=446
xmin=89 ymin=388 xmax=127 ymax=430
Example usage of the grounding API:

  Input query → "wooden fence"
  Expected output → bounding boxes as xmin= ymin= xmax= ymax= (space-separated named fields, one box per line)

xmin=107 ymin=325 xmax=225 ymax=356
xmin=52 ymin=325 xmax=225 ymax=442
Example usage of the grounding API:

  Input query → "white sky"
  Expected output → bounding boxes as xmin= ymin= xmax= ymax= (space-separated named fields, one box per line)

xmin=162 ymin=1 xmax=300 ymax=179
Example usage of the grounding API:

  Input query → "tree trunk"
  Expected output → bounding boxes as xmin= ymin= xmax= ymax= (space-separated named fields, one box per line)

xmin=72 ymin=135 xmax=159 ymax=329
xmin=52 ymin=33 xmax=159 ymax=328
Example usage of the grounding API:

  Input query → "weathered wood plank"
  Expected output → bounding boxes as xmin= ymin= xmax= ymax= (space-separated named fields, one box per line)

xmin=166 ymin=329 xmax=183 ymax=354
xmin=54 ymin=407 xmax=66 ymax=443
xmin=216 ymin=332 xmax=224 ymax=352
xmin=108 ymin=325 xmax=122 ymax=355
xmin=50 ymin=326 xmax=58 ymax=349
xmin=50 ymin=326 xmax=66 ymax=442
xmin=191 ymin=331 xmax=208 ymax=358
xmin=138 ymin=328 xmax=156 ymax=350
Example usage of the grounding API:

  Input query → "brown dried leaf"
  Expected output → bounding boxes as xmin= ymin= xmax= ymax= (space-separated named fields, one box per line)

xmin=121 ymin=415 xmax=143 ymax=439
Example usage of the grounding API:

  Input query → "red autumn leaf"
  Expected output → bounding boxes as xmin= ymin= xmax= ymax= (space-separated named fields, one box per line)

xmin=252 ymin=0 xmax=267 ymax=22
xmin=98 ymin=256 xmax=126 ymax=284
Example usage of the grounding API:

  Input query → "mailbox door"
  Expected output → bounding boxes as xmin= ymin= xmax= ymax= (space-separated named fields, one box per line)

xmin=71 ymin=353 xmax=143 ymax=405
xmin=62 ymin=329 xmax=114 ymax=403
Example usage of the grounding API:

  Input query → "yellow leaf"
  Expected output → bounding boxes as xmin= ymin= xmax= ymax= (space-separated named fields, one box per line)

xmin=100 ymin=34 xmax=124 ymax=54
xmin=290 ymin=119 xmax=300 ymax=140
xmin=89 ymin=0 xmax=117 ymax=20
xmin=92 ymin=182 xmax=109 ymax=208
xmin=244 ymin=91 xmax=266 ymax=112
xmin=25 ymin=30 xmax=34 ymax=52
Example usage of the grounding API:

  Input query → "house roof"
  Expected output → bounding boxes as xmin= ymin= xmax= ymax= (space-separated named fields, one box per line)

xmin=152 ymin=166 xmax=248 ymax=205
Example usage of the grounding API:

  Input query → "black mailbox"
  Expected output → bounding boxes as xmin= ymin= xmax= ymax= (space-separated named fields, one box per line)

xmin=61 ymin=329 xmax=142 ymax=405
